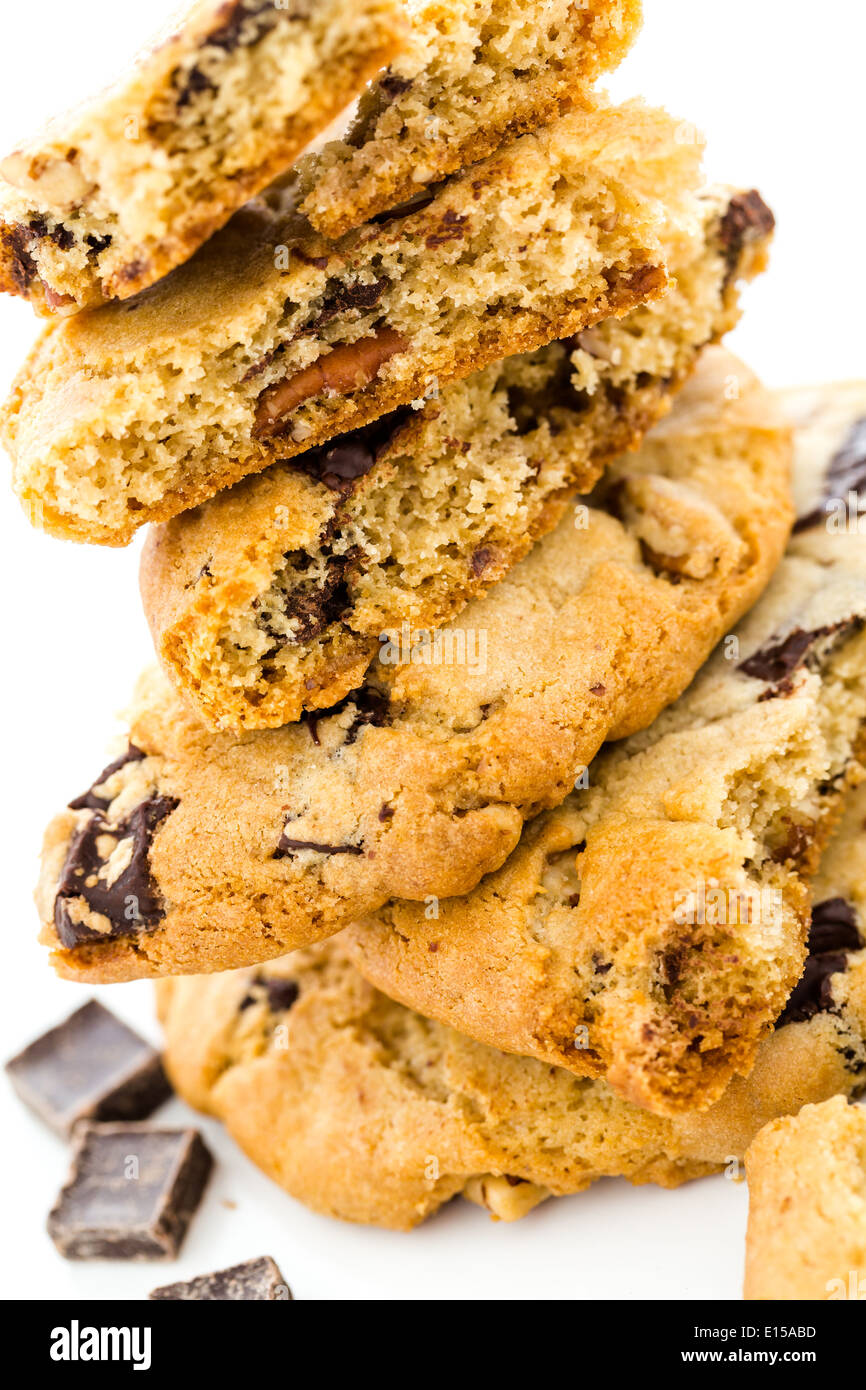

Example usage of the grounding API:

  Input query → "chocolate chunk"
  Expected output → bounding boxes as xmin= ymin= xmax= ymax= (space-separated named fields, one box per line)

xmin=794 ymin=415 xmax=866 ymax=532
xmin=27 ymin=217 xmax=75 ymax=251
xmin=239 ymin=974 xmax=300 ymax=1011
xmin=206 ymin=0 xmax=281 ymax=55
xmin=54 ymin=794 xmax=179 ymax=947
xmin=739 ymin=624 xmax=842 ymax=686
xmin=265 ymin=978 xmax=300 ymax=1011
xmin=776 ymin=898 xmax=863 ymax=1027
xmin=292 ymin=406 xmax=413 ymax=492
xmin=808 ymin=897 xmax=863 ymax=954
xmin=48 ymin=1124 xmax=213 ymax=1260
xmin=275 ymin=833 xmax=363 ymax=858
xmin=68 ymin=743 xmax=147 ymax=811
xmin=1 ymin=224 xmax=38 ymax=292
xmin=717 ymin=190 xmax=775 ymax=279
xmin=379 ymin=73 xmax=413 ymax=101
xmin=150 ymin=1255 xmax=292 ymax=1300
xmin=85 ymin=231 xmax=112 ymax=256
xmin=258 ymin=552 xmax=357 ymax=645
xmin=175 ymin=63 xmax=216 ymax=108
xmin=470 ymin=546 xmax=494 ymax=576
xmin=5 ymin=1001 xmax=171 ymax=1138
xmin=425 ymin=209 xmax=469 ymax=249
xmin=319 ymin=276 xmax=390 ymax=315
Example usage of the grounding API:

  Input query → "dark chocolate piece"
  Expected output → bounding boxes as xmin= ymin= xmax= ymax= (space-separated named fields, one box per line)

xmin=470 ymin=546 xmax=494 ymax=576
xmin=5 ymin=1000 xmax=171 ymax=1138
xmin=275 ymin=833 xmax=363 ymax=858
xmin=737 ymin=619 xmax=865 ymax=689
xmin=717 ymin=190 xmax=775 ymax=280
xmin=68 ymin=744 xmax=147 ymax=811
xmin=54 ymin=795 xmax=179 ymax=947
xmin=776 ymin=898 xmax=863 ymax=1028
xmin=239 ymin=975 xmax=300 ymax=1011
xmin=150 ymin=1255 xmax=292 ymax=1300
xmin=794 ymin=415 xmax=866 ymax=533
xmin=291 ymin=406 xmax=413 ymax=492
xmin=48 ymin=1124 xmax=213 ymax=1260
xmin=207 ymin=0 xmax=282 ymax=55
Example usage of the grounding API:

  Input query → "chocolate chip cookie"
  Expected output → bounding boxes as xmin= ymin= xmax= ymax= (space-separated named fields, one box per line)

xmin=155 ymin=785 xmax=866 ymax=1229
xmin=0 ymin=0 xmax=406 ymax=314
xmin=140 ymin=189 xmax=773 ymax=731
xmin=2 ymin=100 xmax=705 ymax=545
xmin=35 ymin=350 xmax=791 ymax=981
xmin=345 ymin=377 xmax=866 ymax=1115
xmin=297 ymin=0 xmax=642 ymax=238
xmin=744 ymin=1096 xmax=866 ymax=1301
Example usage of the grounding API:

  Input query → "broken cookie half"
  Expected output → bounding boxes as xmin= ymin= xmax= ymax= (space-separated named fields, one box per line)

xmin=3 ymin=100 xmax=704 ymax=544
xmin=298 ymin=0 xmax=643 ymax=238
xmin=140 ymin=188 xmax=774 ymax=731
xmin=0 ymin=0 xmax=407 ymax=315
xmin=35 ymin=350 xmax=791 ymax=982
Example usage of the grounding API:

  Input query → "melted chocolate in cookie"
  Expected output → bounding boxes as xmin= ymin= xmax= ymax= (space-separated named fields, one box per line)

xmin=717 ymin=190 xmax=775 ymax=282
xmin=739 ymin=618 xmax=863 ymax=693
xmin=55 ymin=796 xmax=179 ymax=947
xmin=793 ymin=415 xmax=866 ymax=533
xmin=290 ymin=407 xmax=413 ymax=493
xmin=68 ymin=745 xmax=147 ymax=811
xmin=776 ymin=898 xmax=863 ymax=1027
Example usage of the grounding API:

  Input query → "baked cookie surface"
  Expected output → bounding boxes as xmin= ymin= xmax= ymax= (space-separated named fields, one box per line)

xmin=744 ymin=1096 xmax=866 ymax=1301
xmin=0 ymin=0 xmax=406 ymax=315
xmin=345 ymin=377 xmax=866 ymax=1114
xmin=139 ymin=189 xmax=773 ymax=730
xmin=2 ymin=101 xmax=704 ymax=544
xmin=155 ymin=787 xmax=866 ymax=1230
xmin=298 ymin=0 xmax=642 ymax=238
xmin=35 ymin=351 xmax=791 ymax=982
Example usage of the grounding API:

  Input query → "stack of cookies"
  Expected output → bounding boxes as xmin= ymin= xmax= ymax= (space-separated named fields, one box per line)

xmin=3 ymin=1 xmax=864 ymax=1297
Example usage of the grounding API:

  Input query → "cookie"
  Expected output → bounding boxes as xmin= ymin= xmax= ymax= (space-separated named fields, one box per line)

xmin=34 ymin=350 xmax=792 ymax=983
xmin=297 ymin=0 xmax=642 ymax=238
xmin=744 ymin=1096 xmax=866 ymax=1301
xmin=140 ymin=188 xmax=773 ymax=731
xmin=0 ymin=0 xmax=406 ymax=315
xmin=1 ymin=100 xmax=705 ymax=545
xmin=155 ymin=784 xmax=866 ymax=1228
xmin=345 ymin=378 xmax=866 ymax=1114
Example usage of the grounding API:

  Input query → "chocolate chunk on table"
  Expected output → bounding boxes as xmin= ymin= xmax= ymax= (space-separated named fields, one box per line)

xmin=150 ymin=1256 xmax=292 ymax=1301
xmin=48 ymin=1124 xmax=213 ymax=1260
xmin=5 ymin=1000 xmax=171 ymax=1137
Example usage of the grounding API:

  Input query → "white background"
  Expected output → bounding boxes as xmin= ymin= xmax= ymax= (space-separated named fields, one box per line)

xmin=0 ymin=0 xmax=863 ymax=1302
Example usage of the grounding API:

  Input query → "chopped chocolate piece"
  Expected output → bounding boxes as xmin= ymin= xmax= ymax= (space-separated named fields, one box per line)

xmin=54 ymin=795 xmax=179 ymax=947
xmin=207 ymin=0 xmax=281 ymax=56
xmin=470 ymin=546 xmax=494 ymax=576
xmin=265 ymin=978 xmax=300 ymax=1012
xmin=320 ymin=276 xmax=390 ymax=314
xmin=425 ymin=209 xmax=469 ymax=249
xmin=48 ymin=1124 xmax=213 ymax=1260
xmin=776 ymin=898 xmax=863 ymax=1028
xmin=5 ymin=1001 xmax=171 ymax=1138
xmin=175 ymin=63 xmax=217 ymax=108
xmin=794 ymin=415 xmax=866 ymax=532
xmin=84 ymin=232 xmax=112 ymax=256
xmin=69 ymin=744 xmax=147 ymax=811
xmin=258 ymin=553 xmax=356 ymax=645
xmin=379 ymin=73 xmax=413 ymax=101
xmin=717 ymin=190 xmax=775 ymax=279
xmin=808 ymin=897 xmax=863 ymax=955
xmin=150 ymin=1255 xmax=292 ymax=1300
xmin=275 ymin=833 xmax=364 ymax=858
xmin=739 ymin=624 xmax=837 ymax=685
xmin=292 ymin=406 xmax=413 ymax=492
xmin=1 ymin=223 xmax=38 ymax=292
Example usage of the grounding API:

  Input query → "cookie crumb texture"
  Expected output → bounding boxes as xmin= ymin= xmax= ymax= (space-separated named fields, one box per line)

xmin=744 ymin=1096 xmax=866 ymax=1300
xmin=346 ymin=375 xmax=866 ymax=1113
xmin=35 ymin=351 xmax=790 ymax=982
xmin=155 ymin=830 xmax=866 ymax=1229
xmin=1 ymin=101 xmax=703 ymax=544
xmin=0 ymin=0 xmax=406 ymax=313
xmin=299 ymin=0 xmax=643 ymax=237
xmin=141 ymin=189 xmax=772 ymax=730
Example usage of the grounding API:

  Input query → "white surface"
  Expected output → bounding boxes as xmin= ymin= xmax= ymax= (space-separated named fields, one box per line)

xmin=0 ymin=0 xmax=863 ymax=1302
